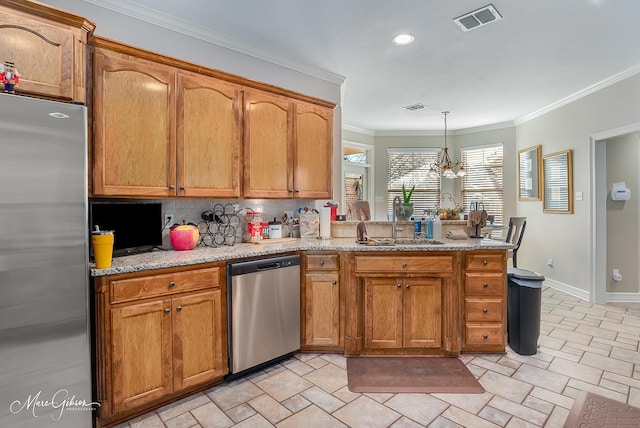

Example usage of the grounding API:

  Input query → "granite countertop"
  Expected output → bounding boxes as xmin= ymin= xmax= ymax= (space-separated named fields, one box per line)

xmin=91 ymin=237 xmax=514 ymax=277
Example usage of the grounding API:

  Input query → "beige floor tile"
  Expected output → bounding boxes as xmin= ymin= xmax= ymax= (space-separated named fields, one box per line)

xmin=164 ymin=412 xmax=199 ymax=428
xmin=299 ymin=386 xmax=345 ymax=413
xmin=566 ymin=378 xmax=628 ymax=402
xmin=477 ymin=405 xmax=511 ymax=426
xmin=281 ymin=358 xmax=314 ymax=376
xmin=207 ymin=380 xmax=264 ymax=411
xmin=441 ymin=406 xmax=501 ymax=428
xmin=575 ymin=324 xmax=618 ymax=340
xmin=280 ymin=394 xmax=311 ymax=413
xmin=488 ymin=395 xmax=547 ymax=426
xmin=384 ymin=394 xmax=448 ymax=426
xmin=389 ymin=416 xmax=424 ymax=428
xmin=470 ymin=356 xmax=517 ymax=376
xmin=547 ymin=357 xmax=602 ymax=385
xmin=248 ymin=394 xmax=292 ymax=424
xmin=191 ymin=402 xmax=234 ymax=428
xmin=611 ymin=346 xmax=640 ymax=365
xmin=545 ymin=406 xmax=571 ymax=428
xmin=602 ymin=371 xmax=640 ymax=389
xmin=225 ymin=403 xmax=257 ymax=424
xmin=479 ymin=370 xmax=533 ymax=402
xmin=233 ymin=413 xmax=275 ymax=428
xmin=521 ymin=395 xmax=554 ymax=415
xmin=432 ymin=391 xmax=493 ymax=414
xmin=129 ymin=413 xmax=165 ymax=428
xmin=537 ymin=335 xmax=565 ymax=350
xmin=629 ymin=387 xmax=640 ymax=407
xmin=302 ymin=363 xmax=347 ymax=393
xmin=429 ymin=416 xmax=463 ymax=428
xmin=580 ymin=352 xmax=634 ymax=377
xmin=601 ymin=320 xmax=640 ymax=336
xmin=363 ymin=392 xmax=394 ymax=403
xmin=528 ymin=386 xmax=574 ymax=409
xmin=158 ymin=393 xmax=211 ymax=421
xmin=304 ymin=356 xmax=330 ymax=369
xmin=548 ymin=328 xmax=592 ymax=345
xmin=276 ymin=405 xmax=346 ymax=428
xmin=505 ymin=416 xmax=540 ymax=427
xmin=255 ymin=370 xmax=313 ymax=401
xmin=599 ymin=378 xmax=630 ymax=395
xmin=331 ymin=386 xmax=361 ymax=404
xmin=333 ymin=396 xmax=401 ymax=428
xmin=319 ymin=353 xmax=347 ymax=369
xmin=513 ymin=363 xmax=570 ymax=394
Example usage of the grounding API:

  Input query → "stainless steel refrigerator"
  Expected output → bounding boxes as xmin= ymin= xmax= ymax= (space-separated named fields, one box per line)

xmin=0 ymin=93 xmax=93 ymax=427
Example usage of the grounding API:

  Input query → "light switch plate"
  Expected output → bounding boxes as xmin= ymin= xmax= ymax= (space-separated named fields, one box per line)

xmin=576 ymin=192 xmax=584 ymax=201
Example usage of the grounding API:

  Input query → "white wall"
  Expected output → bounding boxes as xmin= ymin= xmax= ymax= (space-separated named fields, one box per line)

xmin=516 ymin=72 xmax=640 ymax=297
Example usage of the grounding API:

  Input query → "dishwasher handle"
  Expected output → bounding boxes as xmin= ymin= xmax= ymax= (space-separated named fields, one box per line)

xmin=256 ymin=262 xmax=281 ymax=271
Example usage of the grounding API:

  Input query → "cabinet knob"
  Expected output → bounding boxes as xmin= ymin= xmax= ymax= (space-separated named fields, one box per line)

xmin=406 ymin=284 xmax=410 ymax=288
xmin=289 ymin=189 xmax=295 ymax=193
xmin=402 ymin=262 xmax=407 ymax=268
xmin=164 ymin=308 xmax=171 ymax=314
xmin=483 ymin=308 xmax=488 ymax=313
xmin=483 ymin=283 xmax=488 ymax=288
xmin=483 ymin=260 xmax=488 ymax=266
xmin=294 ymin=190 xmax=300 ymax=193
xmin=332 ymin=280 xmax=337 ymax=285
xmin=483 ymin=334 xmax=488 ymax=339
xmin=176 ymin=306 xmax=182 ymax=312
xmin=179 ymin=186 xmax=185 ymax=190
xmin=320 ymin=260 xmax=324 ymax=266
xmin=169 ymin=281 xmax=176 ymax=288
xmin=397 ymin=283 xmax=402 ymax=288
xmin=169 ymin=185 xmax=175 ymax=190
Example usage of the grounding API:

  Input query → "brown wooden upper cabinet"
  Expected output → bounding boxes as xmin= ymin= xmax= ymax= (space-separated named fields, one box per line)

xmin=244 ymin=89 xmax=333 ymax=199
xmin=92 ymin=45 xmax=241 ymax=198
xmin=0 ymin=1 xmax=94 ymax=102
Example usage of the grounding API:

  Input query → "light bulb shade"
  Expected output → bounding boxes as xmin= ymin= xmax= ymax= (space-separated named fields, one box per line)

xmin=428 ymin=167 xmax=439 ymax=178
xmin=456 ymin=167 xmax=466 ymax=177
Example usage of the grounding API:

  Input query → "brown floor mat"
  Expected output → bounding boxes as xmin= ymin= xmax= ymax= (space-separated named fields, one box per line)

xmin=346 ymin=356 xmax=484 ymax=394
xmin=564 ymin=391 xmax=640 ymax=427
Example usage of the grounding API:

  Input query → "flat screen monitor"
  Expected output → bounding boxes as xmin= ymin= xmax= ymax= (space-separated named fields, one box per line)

xmin=89 ymin=200 xmax=163 ymax=257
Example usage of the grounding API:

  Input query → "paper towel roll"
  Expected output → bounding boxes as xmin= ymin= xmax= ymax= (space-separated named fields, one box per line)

xmin=320 ymin=207 xmax=331 ymax=238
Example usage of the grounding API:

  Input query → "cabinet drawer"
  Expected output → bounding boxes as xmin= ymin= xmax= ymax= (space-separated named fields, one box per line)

xmin=355 ymin=255 xmax=453 ymax=273
xmin=465 ymin=298 xmax=503 ymax=322
xmin=465 ymin=324 xmax=505 ymax=346
xmin=111 ymin=267 xmax=219 ymax=303
xmin=465 ymin=273 xmax=504 ymax=295
xmin=465 ymin=253 xmax=504 ymax=270
xmin=305 ymin=254 xmax=339 ymax=270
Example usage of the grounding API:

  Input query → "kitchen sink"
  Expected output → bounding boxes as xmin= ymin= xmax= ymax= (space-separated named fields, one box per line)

xmin=356 ymin=239 xmax=444 ymax=246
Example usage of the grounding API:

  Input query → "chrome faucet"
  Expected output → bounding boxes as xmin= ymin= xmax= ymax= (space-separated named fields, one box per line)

xmin=392 ymin=196 xmax=404 ymax=239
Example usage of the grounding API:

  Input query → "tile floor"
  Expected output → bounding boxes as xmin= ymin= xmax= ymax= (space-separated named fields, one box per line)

xmin=115 ymin=287 xmax=640 ymax=428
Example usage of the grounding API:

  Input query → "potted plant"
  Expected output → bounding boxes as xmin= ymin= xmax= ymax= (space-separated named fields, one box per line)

xmin=395 ymin=184 xmax=414 ymax=220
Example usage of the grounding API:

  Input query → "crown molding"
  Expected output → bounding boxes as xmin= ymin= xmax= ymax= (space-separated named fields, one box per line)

xmin=81 ymin=0 xmax=345 ymax=85
xmin=342 ymin=124 xmax=375 ymax=136
xmin=515 ymin=63 xmax=640 ymax=126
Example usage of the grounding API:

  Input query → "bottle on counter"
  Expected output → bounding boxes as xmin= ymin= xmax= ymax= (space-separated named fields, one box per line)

xmin=433 ymin=215 xmax=442 ymax=239
xmin=426 ymin=217 xmax=433 ymax=239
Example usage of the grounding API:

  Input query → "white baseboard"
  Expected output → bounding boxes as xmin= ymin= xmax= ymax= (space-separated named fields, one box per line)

xmin=543 ymin=278 xmax=640 ymax=303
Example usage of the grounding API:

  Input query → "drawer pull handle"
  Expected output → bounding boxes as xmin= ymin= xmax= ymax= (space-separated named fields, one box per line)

xmin=397 ymin=284 xmax=402 ymax=288
xmin=483 ymin=283 xmax=488 ymax=288
xmin=483 ymin=334 xmax=488 ymax=339
xmin=164 ymin=308 xmax=171 ymax=314
xmin=406 ymin=284 xmax=411 ymax=288
xmin=176 ymin=306 xmax=182 ymax=312
xmin=169 ymin=185 xmax=175 ymax=190
xmin=169 ymin=281 xmax=176 ymax=288
xmin=483 ymin=260 xmax=488 ymax=266
xmin=402 ymin=262 xmax=407 ymax=268
xmin=332 ymin=280 xmax=337 ymax=285
xmin=320 ymin=260 xmax=325 ymax=266
xmin=483 ymin=308 xmax=488 ymax=313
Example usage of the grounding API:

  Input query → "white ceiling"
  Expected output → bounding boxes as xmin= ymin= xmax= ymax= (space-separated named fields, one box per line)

xmin=89 ymin=0 xmax=640 ymax=132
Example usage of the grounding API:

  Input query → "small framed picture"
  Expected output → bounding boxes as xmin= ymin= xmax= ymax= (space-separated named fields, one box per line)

xmin=543 ymin=150 xmax=573 ymax=214
xmin=518 ymin=145 xmax=541 ymax=201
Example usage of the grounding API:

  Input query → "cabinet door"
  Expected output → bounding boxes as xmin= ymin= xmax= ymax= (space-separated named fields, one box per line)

xmin=294 ymin=102 xmax=333 ymax=198
xmin=304 ymin=272 xmax=340 ymax=347
xmin=177 ymin=72 xmax=241 ymax=197
xmin=403 ymin=278 xmax=442 ymax=348
xmin=0 ymin=5 xmax=90 ymax=101
xmin=93 ymin=49 xmax=176 ymax=196
xmin=364 ymin=278 xmax=403 ymax=348
xmin=172 ymin=290 xmax=226 ymax=390
xmin=111 ymin=299 xmax=172 ymax=412
xmin=243 ymin=89 xmax=293 ymax=198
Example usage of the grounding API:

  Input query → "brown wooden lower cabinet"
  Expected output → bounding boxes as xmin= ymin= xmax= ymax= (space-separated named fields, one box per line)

xmin=363 ymin=277 xmax=442 ymax=349
xmin=95 ymin=265 xmax=227 ymax=427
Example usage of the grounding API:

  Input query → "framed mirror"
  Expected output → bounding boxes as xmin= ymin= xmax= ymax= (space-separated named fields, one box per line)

xmin=518 ymin=145 xmax=541 ymax=201
xmin=543 ymin=149 xmax=573 ymax=213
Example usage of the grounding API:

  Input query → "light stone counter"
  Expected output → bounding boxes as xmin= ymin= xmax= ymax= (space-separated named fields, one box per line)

xmin=91 ymin=237 xmax=514 ymax=277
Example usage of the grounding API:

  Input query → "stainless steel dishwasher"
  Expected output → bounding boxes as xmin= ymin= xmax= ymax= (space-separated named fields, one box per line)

xmin=227 ymin=254 xmax=300 ymax=378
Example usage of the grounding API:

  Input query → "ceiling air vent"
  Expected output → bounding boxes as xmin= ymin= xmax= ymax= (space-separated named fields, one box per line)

xmin=403 ymin=103 xmax=427 ymax=111
xmin=454 ymin=4 xmax=502 ymax=32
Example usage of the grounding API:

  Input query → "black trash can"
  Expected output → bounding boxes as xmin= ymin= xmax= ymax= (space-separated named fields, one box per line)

xmin=507 ymin=268 xmax=545 ymax=355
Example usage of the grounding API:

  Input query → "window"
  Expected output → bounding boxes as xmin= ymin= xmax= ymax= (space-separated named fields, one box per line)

xmin=343 ymin=142 xmax=372 ymax=220
xmin=461 ymin=144 xmax=504 ymax=225
xmin=387 ymin=148 xmax=440 ymax=217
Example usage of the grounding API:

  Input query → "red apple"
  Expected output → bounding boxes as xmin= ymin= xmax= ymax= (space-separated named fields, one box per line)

xmin=169 ymin=221 xmax=199 ymax=250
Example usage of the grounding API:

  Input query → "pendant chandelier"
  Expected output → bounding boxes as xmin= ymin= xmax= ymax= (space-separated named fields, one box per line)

xmin=428 ymin=111 xmax=466 ymax=179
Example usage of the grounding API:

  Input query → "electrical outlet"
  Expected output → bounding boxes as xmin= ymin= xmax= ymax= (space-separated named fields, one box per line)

xmin=164 ymin=214 xmax=174 ymax=229
xmin=546 ymin=258 xmax=554 ymax=267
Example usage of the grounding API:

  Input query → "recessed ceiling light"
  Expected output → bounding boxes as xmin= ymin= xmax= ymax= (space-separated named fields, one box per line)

xmin=393 ymin=33 xmax=415 ymax=45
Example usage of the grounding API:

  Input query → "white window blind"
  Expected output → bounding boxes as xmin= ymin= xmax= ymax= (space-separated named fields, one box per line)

xmin=387 ymin=148 xmax=440 ymax=216
xmin=461 ymin=144 xmax=504 ymax=225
